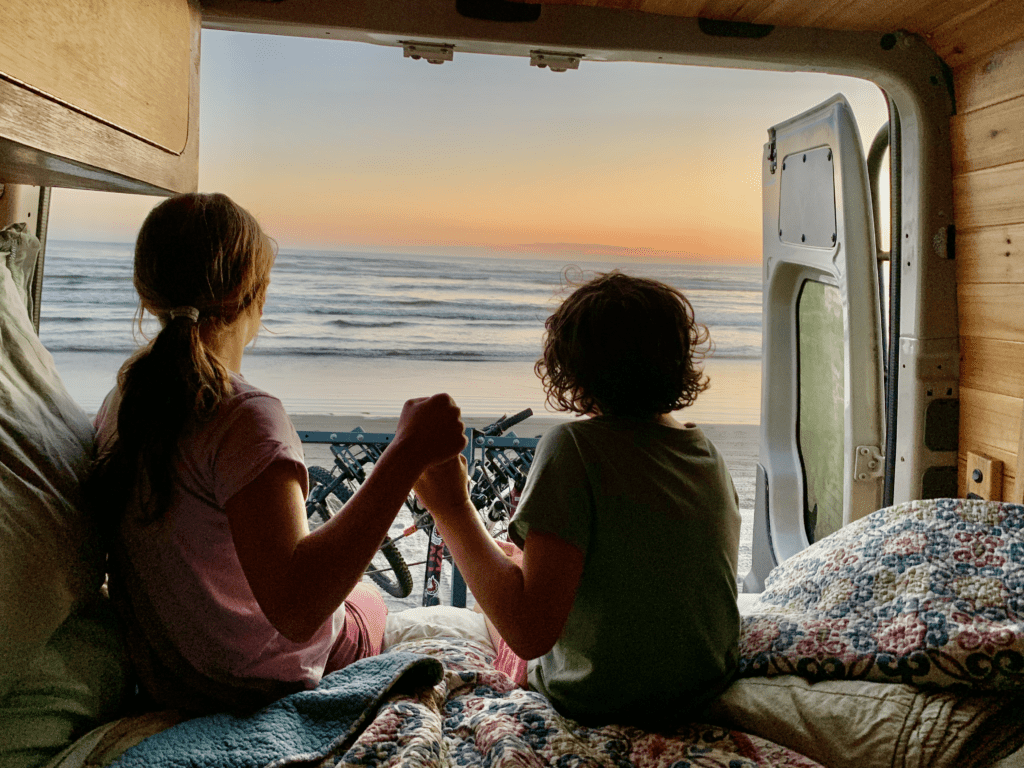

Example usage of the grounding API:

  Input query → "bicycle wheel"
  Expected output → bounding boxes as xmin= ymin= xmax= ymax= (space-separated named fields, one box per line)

xmin=305 ymin=466 xmax=414 ymax=599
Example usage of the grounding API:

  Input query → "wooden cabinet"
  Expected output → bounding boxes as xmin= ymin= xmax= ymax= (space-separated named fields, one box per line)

xmin=0 ymin=0 xmax=199 ymax=195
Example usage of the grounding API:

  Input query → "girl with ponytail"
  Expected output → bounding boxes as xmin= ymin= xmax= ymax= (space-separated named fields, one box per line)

xmin=91 ymin=193 xmax=466 ymax=713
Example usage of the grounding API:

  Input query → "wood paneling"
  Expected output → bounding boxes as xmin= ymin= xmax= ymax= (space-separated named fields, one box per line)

xmin=955 ymin=39 xmax=1024 ymax=114
xmin=0 ymin=0 xmax=192 ymax=153
xmin=927 ymin=0 xmax=1024 ymax=68
xmin=959 ymin=384 xmax=1021 ymax=509
xmin=956 ymin=224 xmax=1024 ymax=284
xmin=954 ymin=33 xmax=1024 ymax=495
xmin=958 ymin=284 xmax=1024 ymax=342
xmin=492 ymin=0 xmax=1024 ymax=67
xmin=960 ymin=336 xmax=1024 ymax=398
xmin=960 ymin=385 xmax=1021 ymax=466
xmin=953 ymin=161 xmax=1024 ymax=230
xmin=951 ymin=94 xmax=1024 ymax=174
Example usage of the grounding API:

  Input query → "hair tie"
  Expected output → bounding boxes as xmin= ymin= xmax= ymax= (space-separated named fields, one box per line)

xmin=168 ymin=306 xmax=200 ymax=323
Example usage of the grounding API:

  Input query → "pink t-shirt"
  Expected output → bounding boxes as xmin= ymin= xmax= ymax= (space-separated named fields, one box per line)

xmin=95 ymin=375 xmax=342 ymax=701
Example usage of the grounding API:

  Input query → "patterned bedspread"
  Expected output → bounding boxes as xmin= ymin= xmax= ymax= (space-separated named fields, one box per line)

xmin=60 ymin=636 xmax=825 ymax=768
xmin=340 ymin=638 xmax=824 ymax=768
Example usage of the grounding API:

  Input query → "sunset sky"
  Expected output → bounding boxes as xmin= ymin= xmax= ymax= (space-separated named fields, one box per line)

xmin=48 ymin=29 xmax=889 ymax=264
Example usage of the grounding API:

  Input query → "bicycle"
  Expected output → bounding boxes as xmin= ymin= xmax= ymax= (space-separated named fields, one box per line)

xmin=302 ymin=408 xmax=539 ymax=607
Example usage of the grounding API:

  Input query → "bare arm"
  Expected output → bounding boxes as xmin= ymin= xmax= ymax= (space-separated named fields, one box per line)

xmin=226 ymin=394 xmax=467 ymax=643
xmin=415 ymin=457 xmax=584 ymax=659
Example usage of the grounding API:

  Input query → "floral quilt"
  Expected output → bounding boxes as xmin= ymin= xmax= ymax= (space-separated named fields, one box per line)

xmin=739 ymin=498 xmax=1024 ymax=689
xmin=344 ymin=637 xmax=824 ymax=768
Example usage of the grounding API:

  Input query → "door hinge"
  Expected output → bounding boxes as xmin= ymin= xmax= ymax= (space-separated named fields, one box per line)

xmin=767 ymin=127 xmax=777 ymax=174
xmin=402 ymin=42 xmax=454 ymax=65
xmin=529 ymin=50 xmax=582 ymax=72
xmin=854 ymin=445 xmax=884 ymax=482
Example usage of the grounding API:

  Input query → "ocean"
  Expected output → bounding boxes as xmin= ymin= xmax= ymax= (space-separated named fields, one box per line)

xmin=39 ymin=241 xmax=764 ymax=424
xmin=38 ymin=240 xmax=763 ymax=602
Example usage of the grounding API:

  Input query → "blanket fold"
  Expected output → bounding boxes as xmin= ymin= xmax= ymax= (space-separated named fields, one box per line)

xmin=110 ymin=651 xmax=443 ymax=768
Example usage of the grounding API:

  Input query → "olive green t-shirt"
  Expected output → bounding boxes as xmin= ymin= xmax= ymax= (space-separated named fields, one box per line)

xmin=509 ymin=416 xmax=740 ymax=726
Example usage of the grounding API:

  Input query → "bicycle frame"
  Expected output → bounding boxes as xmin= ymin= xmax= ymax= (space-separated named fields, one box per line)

xmin=299 ymin=423 xmax=539 ymax=608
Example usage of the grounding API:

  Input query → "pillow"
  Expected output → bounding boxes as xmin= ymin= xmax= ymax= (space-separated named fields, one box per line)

xmin=1 ymin=235 xmax=116 ymax=762
xmin=708 ymin=675 xmax=1024 ymax=768
xmin=382 ymin=606 xmax=492 ymax=650
xmin=739 ymin=498 xmax=1024 ymax=690
xmin=0 ymin=223 xmax=41 ymax=320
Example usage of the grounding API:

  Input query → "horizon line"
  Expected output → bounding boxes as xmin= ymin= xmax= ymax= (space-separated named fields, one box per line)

xmin=48 ymin=237 xmax=760 ymax=265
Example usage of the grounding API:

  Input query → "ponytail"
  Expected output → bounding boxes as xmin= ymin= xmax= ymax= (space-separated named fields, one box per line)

xmin=89 ymin=193 xmax=275 ymax=531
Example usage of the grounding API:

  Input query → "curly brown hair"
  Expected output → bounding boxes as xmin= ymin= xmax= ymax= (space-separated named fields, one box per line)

xmin=534 ymin=270 xmax=712 ymax=418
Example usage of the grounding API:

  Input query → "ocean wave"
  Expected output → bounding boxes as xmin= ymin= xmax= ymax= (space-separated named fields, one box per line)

xmin=40 ymin=337 xmax=762 ymax=362
xmin=328 ymin=319 xmax=412 ymax=328
xmin=246 ymin=347 xmax=534 ymax=361
xmin=40 ymin=244 xmax=765 ymax=366
xmin=302 ymin=307 xmax=547 ymax=322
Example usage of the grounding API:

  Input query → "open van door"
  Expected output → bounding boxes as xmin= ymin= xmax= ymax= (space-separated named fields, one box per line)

xmin=744 ymin=95 xmax=885 ymax=593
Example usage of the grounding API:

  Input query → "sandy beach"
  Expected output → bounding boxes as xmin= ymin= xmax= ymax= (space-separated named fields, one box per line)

xmin=292 ymin=413 xmax=759 ymax=612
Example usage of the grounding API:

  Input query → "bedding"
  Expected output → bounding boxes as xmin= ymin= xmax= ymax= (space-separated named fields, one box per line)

xmin=707 ymin=672 xmax=1024 ymax=768
xmin=44 ymin=608 xmax=1024 ymax=768
xmin=1 ymin=227 xmax=130 ymax=767
xmin=738 ymin=497 xmax=1024 ymax=690
xmin=79 ymin=638 xmax=825 ymax=768
xmin=107 ymin=651 xmax=445 ymax=767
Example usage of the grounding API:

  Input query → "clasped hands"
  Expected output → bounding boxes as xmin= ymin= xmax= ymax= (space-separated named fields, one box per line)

xmin=392 ymin=393 xmax=475 ymax=522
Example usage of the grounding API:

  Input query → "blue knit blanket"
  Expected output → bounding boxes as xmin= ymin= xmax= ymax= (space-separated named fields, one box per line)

xmin=110 ymin=651 xmax=443 ymax=768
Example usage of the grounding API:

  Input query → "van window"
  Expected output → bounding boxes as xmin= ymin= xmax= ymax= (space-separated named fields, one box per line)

xmin=797 ymin=279 xmax=845 ymax=542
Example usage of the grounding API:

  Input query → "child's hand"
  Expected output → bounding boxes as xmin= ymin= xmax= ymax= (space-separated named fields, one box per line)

xmin=393 ymin=393 xmax=467 ymax=473
xmin=413 ymin=455 xmax=472 ymax=518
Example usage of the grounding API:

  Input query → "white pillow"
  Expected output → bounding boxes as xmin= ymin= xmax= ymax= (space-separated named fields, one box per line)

xmin=0 ymin=251 xmax=105 ymax=700
xmin=383 ymin=606 xmax=493 ymax=650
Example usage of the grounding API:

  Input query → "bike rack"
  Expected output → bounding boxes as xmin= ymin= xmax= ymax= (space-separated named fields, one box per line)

xmin=299 ymin=426 xmax=540 ymax=607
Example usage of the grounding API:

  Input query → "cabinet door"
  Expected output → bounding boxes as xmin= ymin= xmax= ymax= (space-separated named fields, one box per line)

xmin=744 ymin=94 xmax=884 ymax=592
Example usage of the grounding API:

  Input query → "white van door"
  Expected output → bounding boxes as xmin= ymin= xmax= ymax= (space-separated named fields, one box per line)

xmin=744 ymin=94 xmax=885 ymax=593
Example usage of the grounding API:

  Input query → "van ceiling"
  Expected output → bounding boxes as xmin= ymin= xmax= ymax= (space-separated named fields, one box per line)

xmin=199 ymin=0 xmax=1022 ymax=69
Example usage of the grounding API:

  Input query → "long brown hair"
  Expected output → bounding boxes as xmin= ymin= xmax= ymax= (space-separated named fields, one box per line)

xmin=90 ymin=193 xmax=276 ymax=526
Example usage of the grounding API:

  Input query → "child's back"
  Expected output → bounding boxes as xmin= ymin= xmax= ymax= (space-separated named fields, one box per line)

xmin=509 ymin=415 xmax=740 ymax=724
xmin=414 ymin=269 xmax=741 ymax=726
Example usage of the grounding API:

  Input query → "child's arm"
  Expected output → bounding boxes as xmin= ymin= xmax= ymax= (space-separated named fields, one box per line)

xmin=414 ymin=456 xmax=584 ymax=660
xmin=225 ymin=393 xmax=467 ymax=643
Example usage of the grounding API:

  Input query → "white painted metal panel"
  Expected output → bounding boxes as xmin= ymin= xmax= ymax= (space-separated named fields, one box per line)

xmin=745 ymin=94 xmax=884 ymax=592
